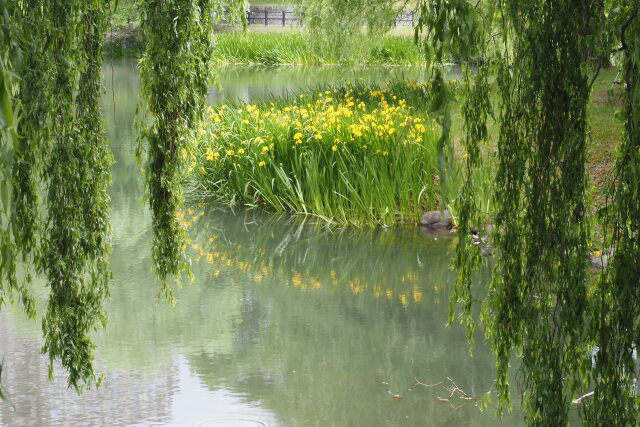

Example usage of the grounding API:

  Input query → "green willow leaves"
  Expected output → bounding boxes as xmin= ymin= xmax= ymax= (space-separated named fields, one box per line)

xmin=40 ymin=0 xmax=113 ymax=391
xmin=2 ymin=0 xmax=113 ymax=391
xmin=585 ymin=3 xmax=640 ymax=425
xmin=137 ymin=0 xmax=246 ymax=299
xmin=414 ymin=0 xmax=481 ymax=211
xmin=416 ymin=0 xmax=640 ymax=425
xmin=299 ymin=0 xmax=400 ymax=62
xmin=3 ymin=0 xmax=246 ymax=391
xmin=0 ymin=0 xmax=26 ymax=312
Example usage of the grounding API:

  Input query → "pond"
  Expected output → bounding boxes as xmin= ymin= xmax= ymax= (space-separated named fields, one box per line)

xmin=0 ymin=61 xmax=522 ymax=426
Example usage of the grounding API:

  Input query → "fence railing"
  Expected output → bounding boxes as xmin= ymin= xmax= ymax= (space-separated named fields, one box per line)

xmin=246 ymin=10 xmax=302 ymax=26
xmin=245 ymin=8 xmax=415 ymax=27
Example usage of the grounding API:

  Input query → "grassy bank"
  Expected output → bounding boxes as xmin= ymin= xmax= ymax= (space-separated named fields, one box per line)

xmin=185 ymin=82 xmax=447 ymax=225
xmin=104 ymin=29 xmax=424 ymax=65
xmin=212 ymin=32 xmax=424 ymax=65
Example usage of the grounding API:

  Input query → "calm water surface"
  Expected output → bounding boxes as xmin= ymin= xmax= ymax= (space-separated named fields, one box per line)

xmin=0 ymin=61 xmax=521 ymax=426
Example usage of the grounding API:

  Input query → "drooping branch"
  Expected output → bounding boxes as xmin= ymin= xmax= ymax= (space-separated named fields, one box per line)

xmin=39 ymin=0 xmax=112 ymax=391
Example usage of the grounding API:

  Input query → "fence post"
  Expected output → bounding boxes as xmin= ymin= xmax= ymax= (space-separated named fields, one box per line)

xmin=411 ymin=11 xmax=414 ymax=27
xmin=282 ymin=11 xmax=286 ymax=26
xmin=265 ymin=9 xmax=268 ymax=26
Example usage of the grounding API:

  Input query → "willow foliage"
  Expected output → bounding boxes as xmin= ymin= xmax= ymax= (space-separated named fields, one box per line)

xmin=138 ymin=0 xmax=230 ymax=298
xmin=299 ymin=0 xmax=401 ymax=62
xmin=40 ymin=0 xmax=113 ymax=391
xmin=0 ymin=0 xmax=27 ymax=311
xmin=585 ymin=2 xmax=640 ymax=424
xmin=3 ymin=0 xmax=247 ymax=392
xmin=0 ymin=0 xmax=113 ymax=391
xmin=490 ymin=3 xmax=596 ymax=422
xmin=416 ymin=0 xmax=640 ymax=424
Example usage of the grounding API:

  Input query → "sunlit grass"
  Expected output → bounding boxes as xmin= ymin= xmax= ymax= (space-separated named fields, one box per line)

xmin=212 ymin=32 xmax=425 ymax=65
xmin=186 ymin=82 xmax=444 ymax=225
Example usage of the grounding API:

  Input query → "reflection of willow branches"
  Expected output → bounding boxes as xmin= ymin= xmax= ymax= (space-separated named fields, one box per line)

xmin=0 ymin=360 xmax=5 ymax=401
xmin=186 ymin=205 xmax=458 ymax=304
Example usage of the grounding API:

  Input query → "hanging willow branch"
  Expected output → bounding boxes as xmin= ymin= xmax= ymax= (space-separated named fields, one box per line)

xmin=39 ymin=0 xmax=112 ymax=391
xmin=414 ymin=0 xmax=481 ymax=213
xmin=585 ymin=3 xmax=640 ymax=424
xmin=137 ymin=0 xmax=216 ymax=299
xmin=482 ymin=1 xmax=598 ymax=423
xmin=12 ymin=1 xmax=48 ymax=267
xmin=451 ymin=64 xmax=490 ymax=345
xmin=0 ymin=0 xmax=26 ymax=311
xmin=437 ymin=0 xmax=629 ymax=424
xmin=138 ymin=0 xmax=244 ymax=297
xmin=414 ymin=0 xmax=491 ymax=352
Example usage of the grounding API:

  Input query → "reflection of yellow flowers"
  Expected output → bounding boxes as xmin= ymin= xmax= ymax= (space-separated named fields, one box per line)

xmin=399 ymin=294 xmax=408 ymax=306
xmin=413 ymin=287 xmax=423 ymax=303
xmin=373 ymin=286 xmax=382 ymax=298
xmin=292 ymin=273 xmax=303 ymax=288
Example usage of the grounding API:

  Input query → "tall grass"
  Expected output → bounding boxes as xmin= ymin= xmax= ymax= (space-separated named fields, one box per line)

xmin=213 ymin=32 xmax=315 ymax=64
xmin=212 ymin=32 xmax=425 ymax=65
xmin=186 ymin=82 xmax=443 ymax=225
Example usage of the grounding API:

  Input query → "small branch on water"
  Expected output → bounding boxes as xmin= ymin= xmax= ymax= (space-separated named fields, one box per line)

xmin=414 ymin=377 xmax=477 ymax=409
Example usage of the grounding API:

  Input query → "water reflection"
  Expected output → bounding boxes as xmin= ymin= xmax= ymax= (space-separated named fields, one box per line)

xmin=0 ymin=61 xmax=520 ymax=427
xmin=0 ymin=319 xmax=277 ymax=427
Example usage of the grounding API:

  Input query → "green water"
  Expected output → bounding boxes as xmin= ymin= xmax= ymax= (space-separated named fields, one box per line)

xmin=0 ymin=61 xmax=521 ymax=426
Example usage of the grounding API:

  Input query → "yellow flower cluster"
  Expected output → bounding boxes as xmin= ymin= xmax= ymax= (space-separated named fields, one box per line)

xmin=189 ymin=83 xmax=437 ymax=174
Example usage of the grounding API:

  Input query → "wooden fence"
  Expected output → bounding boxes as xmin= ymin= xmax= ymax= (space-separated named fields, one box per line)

xmin=245 ymin=6 xmax=415 ymax=27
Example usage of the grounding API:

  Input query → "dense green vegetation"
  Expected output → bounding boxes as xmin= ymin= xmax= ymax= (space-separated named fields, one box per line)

xmin=212 ymin=32 xmax=423 ymax=65
xmin=2 ymin=0 xmax=640 ymax=425
xmin=186 ymin=82 xmax=447 ymax=225
xmin=4 ymin=0 xmax=113 ymax=391
xmin=105 ymin=28 xmax=423 ymax=65
xmin=409 ymin=0 xmax=639 ymax=425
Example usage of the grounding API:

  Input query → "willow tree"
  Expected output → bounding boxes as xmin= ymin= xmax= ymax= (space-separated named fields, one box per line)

xmin=585 ymin=3 xmax=640 ymax=424
xmin=414 ymin=0 xmax=640 ymax=425
xmin=0 ymin=0 xmax=24 ymax=312
xmin=0 ymin=0 xmax=246 ymax=391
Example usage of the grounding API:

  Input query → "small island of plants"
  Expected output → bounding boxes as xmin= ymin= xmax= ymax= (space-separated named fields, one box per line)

xmin=185 ymin=82 xmax=461 ymax=226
